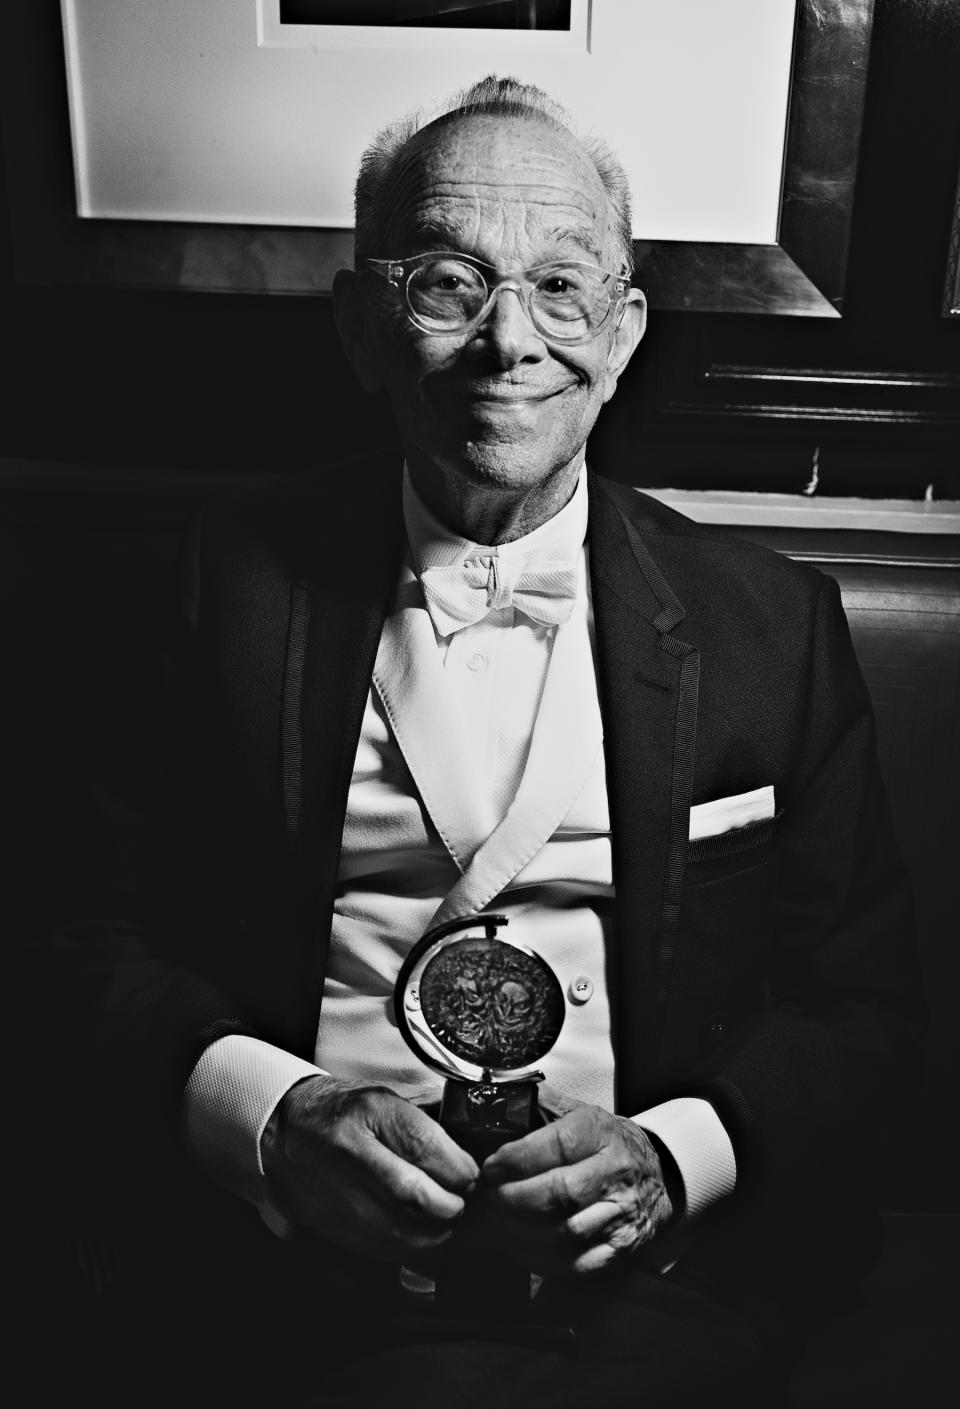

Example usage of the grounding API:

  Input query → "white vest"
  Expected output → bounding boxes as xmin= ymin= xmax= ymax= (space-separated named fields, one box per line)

xmin=316 ymin=551 xmax=618 ymax=1110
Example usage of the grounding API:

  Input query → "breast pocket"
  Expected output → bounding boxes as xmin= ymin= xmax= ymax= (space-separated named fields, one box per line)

xmin=685 ymin=810 xmax=781 ymax=883
xmin=673 ymin=812 xmax=783 ymax=1025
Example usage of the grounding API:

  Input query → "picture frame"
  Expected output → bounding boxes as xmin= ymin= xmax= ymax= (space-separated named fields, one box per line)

xmin=61 ymin=0 xmax=790 ymax=240
xmin=1 ymin=0 xmax=875 ymax=316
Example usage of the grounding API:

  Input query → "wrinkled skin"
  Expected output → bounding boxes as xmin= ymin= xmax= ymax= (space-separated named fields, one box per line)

xmin=334 ymin=113 xmax=646 ymax=545
xmin=262 ymin=1077 xmax=672 ymax=1278
xmin=261 ymin=1076 xmax=478 ymax=1262
xmin=455 ymin=1088 xmax=673 ymax=1277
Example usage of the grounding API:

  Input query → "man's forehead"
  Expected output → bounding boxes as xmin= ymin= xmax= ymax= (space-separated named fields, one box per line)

xmin=382 ymin=114 xmax=610 ymax=255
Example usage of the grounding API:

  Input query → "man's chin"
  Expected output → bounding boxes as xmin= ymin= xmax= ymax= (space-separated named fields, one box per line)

xmin=437 ymin=438 xmax=574 ymax=492
xmin=402 ymin=407 xmax=588 ymax=496
xmin=459 ymin=397 xmax=550 ymax=424
xmin=446 ymin=407 xmax=558 ymax=460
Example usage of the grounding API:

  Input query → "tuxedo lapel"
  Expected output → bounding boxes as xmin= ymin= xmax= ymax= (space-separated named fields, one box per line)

xmin=426 ymin=606 xmax=604 ymax=928
xmin=372 ymin=568 xmax=499 ymax=872
xmin=588 ymin=474 xmax=700 ymax=1112
xmin=280 ymin=465 xmax=406 ymax=1055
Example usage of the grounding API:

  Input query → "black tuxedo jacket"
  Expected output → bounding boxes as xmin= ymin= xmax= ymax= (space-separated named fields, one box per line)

xmin=45 ymin=454 xmax=922 ymax=1302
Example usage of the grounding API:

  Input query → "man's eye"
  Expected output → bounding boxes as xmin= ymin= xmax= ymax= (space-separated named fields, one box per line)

xmin=539 ymin=271 xmax=587 ymax=298
xmin=421 ymin=261 xmax=479 ymax=292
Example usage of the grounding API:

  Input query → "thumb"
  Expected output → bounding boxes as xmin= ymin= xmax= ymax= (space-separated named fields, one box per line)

xmin=537 ymin=1083 xmax=589 ymax=1121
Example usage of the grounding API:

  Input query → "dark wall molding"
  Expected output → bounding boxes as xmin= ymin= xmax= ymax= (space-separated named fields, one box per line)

xmin=703 ymin=368 xmax=960 ymax=391
xmin=661 ymin=365 xmax=960 ymax=428
xmin=663 ymin=405 xmax=959 ymax=428
xmin=944 ymin=164 xmax=960 ymax=317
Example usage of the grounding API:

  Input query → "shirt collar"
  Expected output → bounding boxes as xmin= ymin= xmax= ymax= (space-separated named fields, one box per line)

xmin=403 ymin=464 xmax=589 ymax=576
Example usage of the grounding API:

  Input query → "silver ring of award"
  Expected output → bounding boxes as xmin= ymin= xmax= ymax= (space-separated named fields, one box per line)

xmin=395 ymin=913 xmax=566 ymax=1314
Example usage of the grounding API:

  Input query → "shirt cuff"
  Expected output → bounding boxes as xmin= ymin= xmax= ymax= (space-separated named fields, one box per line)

xmin=184 ymin=1034 xmax=325 ymax=1229
xmin=632 ymin=1096 xmax=737 ymax=1220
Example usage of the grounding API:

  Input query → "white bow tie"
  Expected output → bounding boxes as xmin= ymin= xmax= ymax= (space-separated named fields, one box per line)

xmin=419 ymin=556 xmax=579 ymax=635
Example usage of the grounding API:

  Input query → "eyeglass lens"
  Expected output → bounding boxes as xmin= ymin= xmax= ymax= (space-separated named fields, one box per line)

xmin=407 ymin=256 xmax=613 ymax=339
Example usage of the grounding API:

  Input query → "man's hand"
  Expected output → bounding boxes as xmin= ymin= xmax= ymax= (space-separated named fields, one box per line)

xmin=468 ymin=1102 xmax=673 ymax=1276
xmin=260 ymin=1076 xmax=478 ymax=1262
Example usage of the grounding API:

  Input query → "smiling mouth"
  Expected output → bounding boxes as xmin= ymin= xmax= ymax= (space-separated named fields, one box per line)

xmin=456 ymin=383 xmax=575 ymax=405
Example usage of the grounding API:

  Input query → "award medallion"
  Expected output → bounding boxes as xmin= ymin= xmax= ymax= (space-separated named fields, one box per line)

xmin=397 ymin=913 xmax=564 ymax=1089
xmin=395 ymin=913 xmax=567 ymax=1312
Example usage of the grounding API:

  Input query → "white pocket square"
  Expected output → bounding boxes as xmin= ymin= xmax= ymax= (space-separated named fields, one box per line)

xmin=688 ymin=785 xmax=775 ymax=842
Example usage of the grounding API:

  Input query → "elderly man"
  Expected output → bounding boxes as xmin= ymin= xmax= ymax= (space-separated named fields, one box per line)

xmin=46 ymin=77 xmax=920 ymax=1409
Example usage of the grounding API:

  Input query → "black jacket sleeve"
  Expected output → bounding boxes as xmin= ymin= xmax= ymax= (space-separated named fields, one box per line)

xmin=34 ymin=515 xmax=260 ymax=1160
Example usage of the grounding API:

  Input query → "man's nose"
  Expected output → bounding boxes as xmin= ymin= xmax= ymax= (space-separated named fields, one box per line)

xmin=475 ymin=284 xmax=545 ymax=366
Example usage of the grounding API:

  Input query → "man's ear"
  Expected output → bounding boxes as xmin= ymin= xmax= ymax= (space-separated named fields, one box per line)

xmin=601 ymin=288 xmax=646 ymax=405
xmin=332 ymin=268 xmax=383 ymax=395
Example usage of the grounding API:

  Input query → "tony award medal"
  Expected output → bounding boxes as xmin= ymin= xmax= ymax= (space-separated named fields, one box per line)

xmin=395 ymin=912 xmax=565 ymax=1313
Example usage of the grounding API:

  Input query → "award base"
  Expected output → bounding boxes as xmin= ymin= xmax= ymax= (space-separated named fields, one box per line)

xmin=439 ymin=1077 xmax=540 ymax=1163
xmin=437 ymin=1077 xmax=542 ymax=1315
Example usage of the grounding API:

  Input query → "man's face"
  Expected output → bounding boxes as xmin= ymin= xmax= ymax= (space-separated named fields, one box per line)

xmin=345 ymin=115 xmax=645 ymax=505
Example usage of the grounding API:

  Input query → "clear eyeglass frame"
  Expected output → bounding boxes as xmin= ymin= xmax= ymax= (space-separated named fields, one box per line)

xmin=366 ymin=251 xmax=632 ymax=345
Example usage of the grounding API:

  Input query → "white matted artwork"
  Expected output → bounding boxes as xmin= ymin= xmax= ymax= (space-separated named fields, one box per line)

xmin=60 ymin=0 xmax=797 ymax=243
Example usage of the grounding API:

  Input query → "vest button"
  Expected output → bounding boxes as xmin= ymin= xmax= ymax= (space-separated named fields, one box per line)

xmin=568 ymin=975 xmax=594 ymax=1005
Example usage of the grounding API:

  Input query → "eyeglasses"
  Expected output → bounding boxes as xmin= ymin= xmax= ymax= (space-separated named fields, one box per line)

xmin=366 ymin=252 xmax=631 ymax=345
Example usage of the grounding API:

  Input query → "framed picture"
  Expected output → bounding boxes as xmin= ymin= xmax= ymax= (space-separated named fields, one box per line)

xmin=60 ymin=0 xmax=787 ymax=240
xmin=2 ymin=0 xmax=875 ymax=315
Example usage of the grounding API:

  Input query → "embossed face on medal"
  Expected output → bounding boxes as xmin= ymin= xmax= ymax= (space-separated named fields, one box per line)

xmin=396 ymin=914 xmax=565 ymax=1082
xmin=420 ymin=937 xmax=563 ymax=1069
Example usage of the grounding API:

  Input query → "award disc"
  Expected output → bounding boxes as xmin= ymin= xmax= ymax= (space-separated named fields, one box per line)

xmin=395 ymin=914 xmax=565 ymax=1083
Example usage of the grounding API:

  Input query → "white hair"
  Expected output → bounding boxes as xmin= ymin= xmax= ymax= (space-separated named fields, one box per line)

xmin=353 ymin=74 xmax=634 ymax=274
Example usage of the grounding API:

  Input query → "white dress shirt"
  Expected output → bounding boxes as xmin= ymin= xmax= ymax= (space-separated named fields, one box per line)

xmin=185 ymin=466 xmax=737 ymax=1230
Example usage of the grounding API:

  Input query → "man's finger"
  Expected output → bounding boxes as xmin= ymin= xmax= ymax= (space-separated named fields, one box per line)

xmin=374 ymin=1099 xmax=479 ymax=1195
xmin=536 ymin=1083 xmax=588 ymax=1121
xmin=482 ymin=1110 xmax=604 ymax=1184
xmin=564 ymin=1199 xmax=627 ymax=1242
xmin=358 ymin=1133 xmax=470 ymax=1224
xmin=570 ymin=1242 xmax=619 ymax=1275
xmin=487 ymin=1149 xmax=617 ymax=1218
